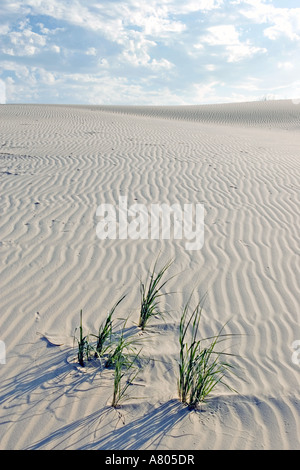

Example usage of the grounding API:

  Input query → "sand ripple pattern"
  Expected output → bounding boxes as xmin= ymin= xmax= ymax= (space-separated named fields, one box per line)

xmin=90 ymin=99 xmax=300 ymax=130
xmin=0 ymin=103 xmax=299 ymax=450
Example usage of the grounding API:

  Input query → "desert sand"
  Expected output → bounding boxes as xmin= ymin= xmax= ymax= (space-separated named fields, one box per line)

xmin=0 ymin=100 xmax=299 ymax=450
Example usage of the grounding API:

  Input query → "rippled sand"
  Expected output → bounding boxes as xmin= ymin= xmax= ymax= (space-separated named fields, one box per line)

xmin=0 ymin=100 xmax=299 ymax=449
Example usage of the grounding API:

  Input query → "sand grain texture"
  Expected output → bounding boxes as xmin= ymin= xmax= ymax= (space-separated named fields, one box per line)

xmin=0 ymin=101 xmax=299 ymax=450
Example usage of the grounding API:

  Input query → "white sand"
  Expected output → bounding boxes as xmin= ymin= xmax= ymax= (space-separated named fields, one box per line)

xmin=0 ymin=100 xmax=299 ymax=450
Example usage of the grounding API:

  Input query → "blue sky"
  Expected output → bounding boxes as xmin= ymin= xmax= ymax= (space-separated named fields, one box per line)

xmin=0 ymin=0 xmax=300 ymax=105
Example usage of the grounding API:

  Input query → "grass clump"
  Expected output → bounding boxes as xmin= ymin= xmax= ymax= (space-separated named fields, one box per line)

xmin=71 ymin=255 xmax=242 ymax=410
xmin=93 ymin=294 xmax=126 ymax=358
xmin=138 ymin=256 xmax=174 ymax=331
xmin=75 ymin=310 xmax=93 ymax=367
xmin=178 ymin=295 xmax=238 ymax=409
xmin=107 ymin=323 xmax=141 ymax=408
xmin=111 ymin=348 xmax=141 ymax=408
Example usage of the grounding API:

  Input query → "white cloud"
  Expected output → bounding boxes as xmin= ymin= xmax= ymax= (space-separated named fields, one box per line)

xmin=0 ymin=0 xmax=299 ymax=105
xmin=98 ymin=58 xmax=109 ymax=68
xmin=124 ymin=5 xmax=185 ymax=37
xmin=169 ymin=0 xmax=224 ymax=14
xmin=1 ymin=48 xmax=15 ymax=56
xmin=204 ymin=25 xmax=240 ymax=46
xmin=263 ymin=12 xmax=300 ymax=41
xmin=149 ymin=58 xmax=174 ymax=70
xmin=4 ymin=27 xmax=47 ymax=56
xmin=0 ymin=24 xmax=10 ymax=35
xmin=226 ymin=43 xmax=266 ymax=63
xmin=39 ymin=70 xmax=186 ymax=105
xmin=277 ymin=61 xmax=294 ymax=71
xmin=15 ymin=1 xmax=180 ymax=72
xmin=120 ymin=36 xmax=155 ymax=67
xmin=24 ymin=0 xmax=124 ymax=40
xmin=51 ymin=45 xmax=60 ymax=53
xmin=193 ymin=43 xmax=204 ymax=51
xmin=2 ymin=62 xmax=57 ymax=101
xmin=205 ymin=64 xmax=216 ymax=71
xmin=192 ymin=80 xmax=221 ymax=103
xmin=37 ymin=22 xmax=65 ymax=35
xmin=203 ymin=24 xmax=267 ymax=62
xmin=234 ymin=77 xmax=261 ymax=91
xmin=240 ymin=1 xmax=300 ymax=41
xmin=86 ymin=47 xmax=97 ymax=56
xmin=38 ymin=69 xmax=56 ymax=84
xmin=0 ymin=61 xmax=31 ymax=78
xmin=1 ymin=15 xmax=65 ymax=58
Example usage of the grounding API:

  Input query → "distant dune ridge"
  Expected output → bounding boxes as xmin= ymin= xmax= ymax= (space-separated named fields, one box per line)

xmin=88 ymin=99 xmax=300 ymax=129
xmin=0 ymin=100 xmax=299 ymax=450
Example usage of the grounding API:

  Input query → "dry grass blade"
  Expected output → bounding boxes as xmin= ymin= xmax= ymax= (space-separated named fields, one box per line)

xmin=178 ymin=295 xmax=240 ymax=409
xmin=75 ymin=309 xmax=93 ymax=367
xmin=108 ymin=322 xmax=142 ymax=408
xmin=93 ymin=294 xmax=126 ymax=358
xmin=138 ymin=256 xmax=174 ymax=331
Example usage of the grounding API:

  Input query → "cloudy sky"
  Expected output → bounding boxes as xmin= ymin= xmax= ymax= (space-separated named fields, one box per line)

xmin=0 ymin=0 xmax=300 ymax=105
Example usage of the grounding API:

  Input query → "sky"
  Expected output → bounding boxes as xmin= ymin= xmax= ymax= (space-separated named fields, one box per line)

xmin=0 ymin=0 xmax=300 ymax=105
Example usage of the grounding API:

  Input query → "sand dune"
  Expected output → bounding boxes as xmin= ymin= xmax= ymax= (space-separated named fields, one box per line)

xmin=89 ymin=99 xmax=300 ymax=129
xmin=0 ymin=100 xmax=299 ymax=450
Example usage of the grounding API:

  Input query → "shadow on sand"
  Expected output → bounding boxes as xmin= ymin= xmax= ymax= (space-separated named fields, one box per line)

xmin=27 ymin=399 xmax=193 ymax=450
xmin=1 ymin=337 xmax=204 ymax=450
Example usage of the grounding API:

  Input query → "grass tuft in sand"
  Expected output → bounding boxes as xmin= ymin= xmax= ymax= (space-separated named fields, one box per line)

xmin=178 ymin=295 xmax=238 ymax=409
xmin=138 ymin=257 xmax=174 ymax=331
